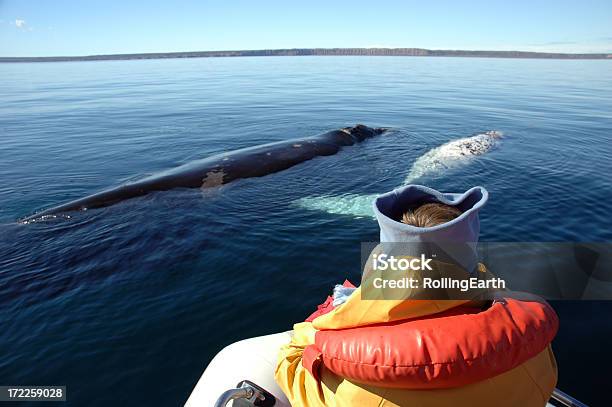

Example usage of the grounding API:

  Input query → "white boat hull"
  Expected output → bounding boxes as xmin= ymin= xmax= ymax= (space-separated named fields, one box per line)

xmin=186 ymin=331 xmax=292 ymax=407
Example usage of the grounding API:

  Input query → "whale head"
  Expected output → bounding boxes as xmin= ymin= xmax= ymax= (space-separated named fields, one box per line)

xmin=346 ymin=124 xmax=389 ymax=142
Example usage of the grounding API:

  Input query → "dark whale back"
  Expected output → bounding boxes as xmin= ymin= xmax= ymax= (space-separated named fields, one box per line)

xmin=22 ymin=124 xmax=387 ymax=222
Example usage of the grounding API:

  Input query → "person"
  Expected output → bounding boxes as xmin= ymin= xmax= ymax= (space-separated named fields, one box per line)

xmin=401 ymin=201 xmax=463 ymax=227
xmin=332 ymin=201 xmax=464 ymax=306
xmin=275 ymin=185 xmax=558 ymax=407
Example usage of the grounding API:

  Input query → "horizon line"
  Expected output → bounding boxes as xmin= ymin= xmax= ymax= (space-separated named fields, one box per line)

xmin=1 ymin=47 xmax=611 ymax=62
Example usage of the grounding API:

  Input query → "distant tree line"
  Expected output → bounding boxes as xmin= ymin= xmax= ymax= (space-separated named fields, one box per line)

xmin=1 ymin=48 xmax=610 ymax=63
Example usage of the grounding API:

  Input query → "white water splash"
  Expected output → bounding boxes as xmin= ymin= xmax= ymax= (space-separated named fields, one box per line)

xmin=296 ymin=131 xmax=502 ymax=218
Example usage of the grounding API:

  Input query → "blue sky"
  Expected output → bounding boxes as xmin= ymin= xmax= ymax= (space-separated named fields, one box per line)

xmin=1 ymin=0 xmax=611 ymax=57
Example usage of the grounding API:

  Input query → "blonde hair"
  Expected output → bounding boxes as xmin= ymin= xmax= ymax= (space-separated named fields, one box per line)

xmin=401 ymin=202 xmax=462 ymax=228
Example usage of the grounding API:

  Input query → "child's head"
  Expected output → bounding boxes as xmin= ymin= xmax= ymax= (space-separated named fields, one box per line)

xmin=401 ymin=202 xmax=462 ymax=228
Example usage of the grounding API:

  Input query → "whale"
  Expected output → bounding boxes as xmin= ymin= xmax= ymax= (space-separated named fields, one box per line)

xmin=297 ymin=130 xmax=502 ymax=218
xmin=403 ymin=130 xmax=502 ymax=183
xmin=22 ymin=124 xmax=387 ymax=222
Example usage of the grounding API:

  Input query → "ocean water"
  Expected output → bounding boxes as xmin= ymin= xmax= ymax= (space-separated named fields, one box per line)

xmin=0 ymin=56 xmax=611 ymax=406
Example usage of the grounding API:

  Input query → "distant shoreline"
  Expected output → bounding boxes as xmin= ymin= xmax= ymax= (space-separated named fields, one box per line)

xmin=1 ymin=48 xmax=611 ymax=63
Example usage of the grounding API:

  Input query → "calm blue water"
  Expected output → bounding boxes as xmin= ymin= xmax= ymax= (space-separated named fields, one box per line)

xmin=1 ymin=57 xmax=611 ymax=406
